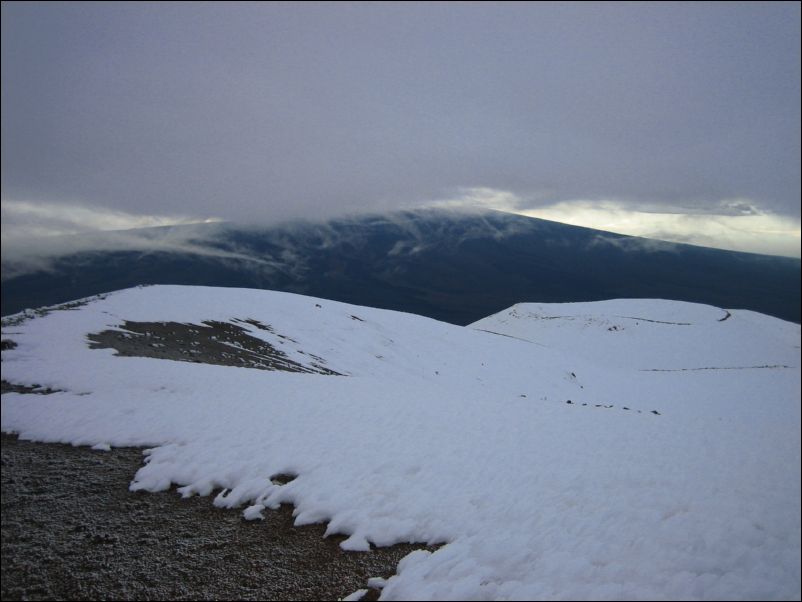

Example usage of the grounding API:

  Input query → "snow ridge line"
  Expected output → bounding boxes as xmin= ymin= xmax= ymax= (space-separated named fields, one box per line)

xmin=639 ymin=364 xmax=793 ymax=372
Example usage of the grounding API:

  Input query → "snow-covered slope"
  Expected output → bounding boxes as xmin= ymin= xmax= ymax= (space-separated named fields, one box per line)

xmin=2 ymin=286 xmax=800 ymax=600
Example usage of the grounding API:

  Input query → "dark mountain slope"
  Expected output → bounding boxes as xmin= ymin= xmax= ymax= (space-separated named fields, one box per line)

xmin=2 ymin=210 xmax=799 ymax=324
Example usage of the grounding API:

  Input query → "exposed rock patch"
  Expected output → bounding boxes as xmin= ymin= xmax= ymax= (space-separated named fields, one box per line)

xmin=87 ymin=319 xmax=341 ymax=375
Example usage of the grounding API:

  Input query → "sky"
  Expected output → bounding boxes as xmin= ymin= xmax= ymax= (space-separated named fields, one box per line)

xmin=2 ymin=1 xmax=800 ymax=264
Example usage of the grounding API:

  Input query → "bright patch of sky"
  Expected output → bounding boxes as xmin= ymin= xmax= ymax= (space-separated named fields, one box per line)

xmin=521 ymin=200 xmax=801 ymax=258
xmin=433 ymin=187 xmax=802 ymax=258
xmin=1 ymin=200 xmax=221 ymax=237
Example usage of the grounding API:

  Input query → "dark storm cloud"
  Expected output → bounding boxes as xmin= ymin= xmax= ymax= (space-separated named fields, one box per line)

xmin=2 ymin=2 xmax=800 ymax=225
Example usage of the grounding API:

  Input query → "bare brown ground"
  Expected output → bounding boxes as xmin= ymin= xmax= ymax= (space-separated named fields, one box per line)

xmin=1 ymin=434 xmax=429 ymax=601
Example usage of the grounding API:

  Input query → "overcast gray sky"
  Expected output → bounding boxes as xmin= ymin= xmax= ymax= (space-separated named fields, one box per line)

xmin=2 ymin=1 xmax=800 ymax=258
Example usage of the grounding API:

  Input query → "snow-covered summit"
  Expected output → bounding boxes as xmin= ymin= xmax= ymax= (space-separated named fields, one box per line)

xmin=472 ymin=298 xmax=797 ymax=370
xmin=2 ymin=285 xmax=800 ymax=600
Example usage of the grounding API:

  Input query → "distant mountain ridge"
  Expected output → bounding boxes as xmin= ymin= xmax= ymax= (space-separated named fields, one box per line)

xmin=2 ymin=209 xmax=799 ymax=323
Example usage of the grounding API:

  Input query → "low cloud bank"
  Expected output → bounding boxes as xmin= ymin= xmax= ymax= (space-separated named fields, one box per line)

xmin=2 ymin=191 xmax=799 ymax=281
xmin=430 ymin=188 xmax=801 ymax=258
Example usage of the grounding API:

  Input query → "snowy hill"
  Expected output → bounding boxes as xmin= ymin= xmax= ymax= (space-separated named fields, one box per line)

xmin=1 ymin=285 xmax=800 ymax=600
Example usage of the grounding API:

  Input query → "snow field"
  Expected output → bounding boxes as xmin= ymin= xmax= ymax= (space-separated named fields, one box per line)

xmin=2 ymin=286 xmax=799 ymax=600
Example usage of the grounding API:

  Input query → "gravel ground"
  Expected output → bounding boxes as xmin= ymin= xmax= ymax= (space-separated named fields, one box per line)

xmin=1 ymin=434 xmax=427 ymax=601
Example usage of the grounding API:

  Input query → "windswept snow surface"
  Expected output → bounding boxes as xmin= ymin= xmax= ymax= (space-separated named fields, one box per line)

xmin=2 ymin=286 xmax=800 ymax=600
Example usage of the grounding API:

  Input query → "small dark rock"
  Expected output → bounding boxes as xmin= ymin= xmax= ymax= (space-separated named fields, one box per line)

xmin=270 ymin=473 xmax=298 ymax=486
